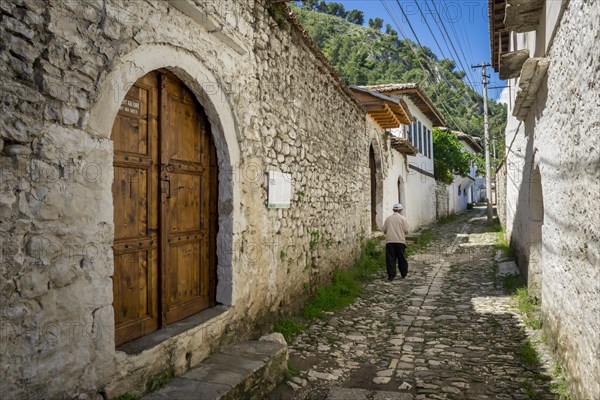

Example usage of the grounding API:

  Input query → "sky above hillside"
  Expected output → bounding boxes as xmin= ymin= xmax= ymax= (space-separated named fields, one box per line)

xmin=323 ymin=0 xmax=507 ymax=100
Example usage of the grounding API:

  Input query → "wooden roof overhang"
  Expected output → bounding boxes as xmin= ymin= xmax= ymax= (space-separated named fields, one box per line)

xmin=349 ymin=86 xmax=413 ymax=129
xmin=390 ymin=136 xmax=418 ymax=156
xmin=361 ymin=83 xmax=445 ymax=127
xmin=457 ymin=132 xmax=484 ymax=153
xmin=489 ymin=0 xmax=510 ymax=71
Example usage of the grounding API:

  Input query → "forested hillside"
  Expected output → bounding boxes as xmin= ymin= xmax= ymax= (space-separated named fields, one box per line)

xmin=292 ymin=3 xmax=507 ymax=145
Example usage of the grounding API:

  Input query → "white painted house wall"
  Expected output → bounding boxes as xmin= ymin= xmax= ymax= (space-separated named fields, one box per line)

xmin=383 ymin=98 xmax=436 ymax=231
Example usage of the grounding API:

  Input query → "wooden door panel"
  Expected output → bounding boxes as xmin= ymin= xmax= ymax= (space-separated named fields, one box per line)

xmin=168 ymin=173 xmax=203 ymax=233
xmin=113 ymin=167 xmax=149 ymax=239
xmin=112 ymin=72 xmax=160 ymax=346
xmin=160 ymin=72 xmax=212 ymax=325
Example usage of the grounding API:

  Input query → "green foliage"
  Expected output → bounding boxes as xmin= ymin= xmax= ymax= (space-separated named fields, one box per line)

xmin=550 ymin=364 xmax=573 ymax=399
xmin=274 ymin=317 xmax=306 ymax=342
xmin=303 ymin=240 xmax=383 ymax=318
xmin=283 ymin=362 xmax=301 ymax=381
xmin=432 ymin=128 xmax=474 ymax=184
xmin=368 ymin=17 xmax=383 ymax=31
xmin=346 ymin=9 xmax=364 ymax=25
xmin=502 ymin=273 xmax=523 ymax=294
xmin=517 ymin=339 xmax=540 ymax=370
xmin=292 ymin=6 xmax=508 ymax=147
xmin=405 ymin=229 xmax=432 ymax=257
xmin=513 ymin=287 xmax=542 ymax=330
xmin=147 ymin=368 xmax=175 ymax=393
xmin=274 ymin=239 xmax=384 ymax=340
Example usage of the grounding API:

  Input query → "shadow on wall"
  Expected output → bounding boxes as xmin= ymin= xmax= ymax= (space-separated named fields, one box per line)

xmin=505 ymin=77 xmax=548 ymax=295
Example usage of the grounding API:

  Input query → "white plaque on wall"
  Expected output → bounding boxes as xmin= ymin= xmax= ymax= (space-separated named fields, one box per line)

xmin=267 ymin=171 xmax=292 ymax=209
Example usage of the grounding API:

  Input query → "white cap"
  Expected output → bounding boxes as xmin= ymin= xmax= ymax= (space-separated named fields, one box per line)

xmin=393 ymin=203 xmax=403 ymax=210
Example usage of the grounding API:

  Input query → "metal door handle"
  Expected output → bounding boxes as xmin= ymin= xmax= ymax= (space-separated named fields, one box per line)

xmin=162 ymin=177 xmax=171 ymax=198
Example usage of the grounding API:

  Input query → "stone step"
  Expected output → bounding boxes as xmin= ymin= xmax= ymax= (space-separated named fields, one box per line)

xmin=142 ymin=336 xmax=288 ymax=400
xmin=327 ymin=387 xmax=414 ymax=400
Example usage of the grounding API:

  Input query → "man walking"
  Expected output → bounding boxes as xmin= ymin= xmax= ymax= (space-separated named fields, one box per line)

xmin=382 ymin=203 xmax=410 ymax=281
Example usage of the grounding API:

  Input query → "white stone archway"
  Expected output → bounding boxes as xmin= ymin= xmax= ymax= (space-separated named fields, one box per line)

xmin=87 ymin=43 xmax=242 ymax=307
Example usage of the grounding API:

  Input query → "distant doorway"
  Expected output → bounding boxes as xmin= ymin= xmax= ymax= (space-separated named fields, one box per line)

xmin=369 ymin=146 xmax=377 ymax=229
xmin=397 ymin=176 xmax=405 ymax=215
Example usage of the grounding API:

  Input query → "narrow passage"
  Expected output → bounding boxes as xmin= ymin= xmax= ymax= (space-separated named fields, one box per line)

xmin=270 ymin=207 xmax=557 ymax=400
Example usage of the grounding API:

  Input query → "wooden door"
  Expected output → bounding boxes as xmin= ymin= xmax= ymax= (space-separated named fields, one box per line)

xmin=160 ymin=72 xmax=214 ymax=324
xmin=112 ymin=71 xmax=217 ymax=346
xmin=112 ymin=72 xmax=160 ymax=346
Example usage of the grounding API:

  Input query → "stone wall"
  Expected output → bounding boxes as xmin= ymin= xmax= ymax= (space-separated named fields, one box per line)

xmin=0 ymin=1 xmax=377 ymax=398
xmin=495 ymin=163 xmax=507 ymax=228
xmin=435 ymin=181 xmax=449 ymax=220
xmin=500 ymin=1 xmax=600 ymax=398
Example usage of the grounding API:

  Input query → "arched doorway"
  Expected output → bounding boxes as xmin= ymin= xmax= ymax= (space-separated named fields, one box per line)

xmin=397 ymin=175 xmax=405 ymax=215
xmin=369 ymin=146 xmax=377 ymax=229
xmin=528 ymin=164 xmax=544 ymax=301
xmin=111 ymin=70 xmax=218 ymax=345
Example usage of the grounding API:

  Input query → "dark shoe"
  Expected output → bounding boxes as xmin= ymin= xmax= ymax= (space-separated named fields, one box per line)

xmin=388 ymin=277 xmax=395 ymax=282
xmin=400 ymin=275 xmax=406 ymax=279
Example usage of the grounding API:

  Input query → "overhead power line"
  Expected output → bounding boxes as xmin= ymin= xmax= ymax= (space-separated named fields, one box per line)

xmin=412 ymin=0 xmax=448 ymax=60
xmin=424 ymin=0 xmax=475 ymax=93
xmin=380 ymin=0 xmax=476 ymax=134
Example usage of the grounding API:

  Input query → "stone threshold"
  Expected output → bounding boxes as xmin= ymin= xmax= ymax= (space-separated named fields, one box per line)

xmin=142 ymin=336 xmax=288 ymax=400
xmin=118 ymin=306 xmax=229 ymax=355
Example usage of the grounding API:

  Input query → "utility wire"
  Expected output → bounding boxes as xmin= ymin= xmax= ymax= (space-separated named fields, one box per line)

xmin=381 ymin=1 xmax=473 ymax=134
xmin=424 ymin=0 xmax=476 ymax=93
xmin=412 ymin=0 xmax=448 ymax=61
xmin=394 ymin=0 xmax=424 ymax=49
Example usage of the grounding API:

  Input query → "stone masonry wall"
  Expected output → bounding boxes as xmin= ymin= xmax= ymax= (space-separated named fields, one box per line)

xmin=501 ymin=1 xmax=600 ymax=398
xmin=0 ymin=1 xmax=377 ymax=398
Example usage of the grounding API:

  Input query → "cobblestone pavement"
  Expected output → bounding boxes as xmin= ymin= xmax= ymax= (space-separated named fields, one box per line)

xmin=268 ymin=207 xmax=559 ymax=400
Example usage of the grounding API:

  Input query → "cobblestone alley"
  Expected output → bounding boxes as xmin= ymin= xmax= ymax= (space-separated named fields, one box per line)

xmin=269 ymin=207 xmax=559 ymax=400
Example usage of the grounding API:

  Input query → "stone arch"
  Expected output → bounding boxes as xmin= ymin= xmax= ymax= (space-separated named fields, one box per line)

xmin=368 ymin=139 xmax=384 ymax=229
xmin=87 ymin=43 xmax=241 ymax=306
xmin=528 ymin=160 xmax=544 ymax=301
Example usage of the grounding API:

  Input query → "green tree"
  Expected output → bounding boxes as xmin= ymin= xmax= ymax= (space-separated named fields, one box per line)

xmin=432 ymin=128 xmax=474 ymax=184
xmin=301 ymin=0 xmax=318 ymax=10
xmin=385 ymin=23 xmax=397 ymax=37
xmin=346 ymin=9 xmax=364 ymax=25
xmin=368 ymin=17 xmax=383 ymax=31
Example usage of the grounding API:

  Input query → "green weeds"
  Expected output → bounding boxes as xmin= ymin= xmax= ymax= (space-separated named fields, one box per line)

xmin=514 ymin=287 xmax=542 ymax=330
xmin=274 ymin=239 xmax=383 ymax=341
xmin=406 ymin=229 xmax=432 ymax=256
xmin=147 ymin=368 xmax=175 ymax=392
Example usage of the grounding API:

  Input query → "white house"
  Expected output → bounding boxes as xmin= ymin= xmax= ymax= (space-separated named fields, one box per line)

xmin=354 ymin=83 xmax=446 ymax=231
xmin=447 ymin=132 xmax=483 ymax=215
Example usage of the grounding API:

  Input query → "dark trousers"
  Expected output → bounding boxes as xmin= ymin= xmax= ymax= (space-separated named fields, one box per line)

xmin=386 ymin=243 xmax=408 ymax=279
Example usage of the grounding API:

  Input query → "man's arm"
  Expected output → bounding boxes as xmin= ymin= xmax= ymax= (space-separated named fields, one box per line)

xmin=403 ymin=219 xmax=410 ymax=234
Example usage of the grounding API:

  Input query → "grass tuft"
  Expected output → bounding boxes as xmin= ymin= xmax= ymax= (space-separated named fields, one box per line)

xmin=513 ymin=287 xmax=542 ymax=330
xmin=274 ymin=239 xmax=384 ymax=341
xmin=406 ymin=229 xmax=433 ymax=256
xmin=502 ymin=273 xmax=523 ymax=294
xmin=147 ymin=368 xmax=175 ymax=393
xmin=274 ymin=317 xmax=306 ymax=342
xmin=517 ymin=339 xmax=540 ymax=370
